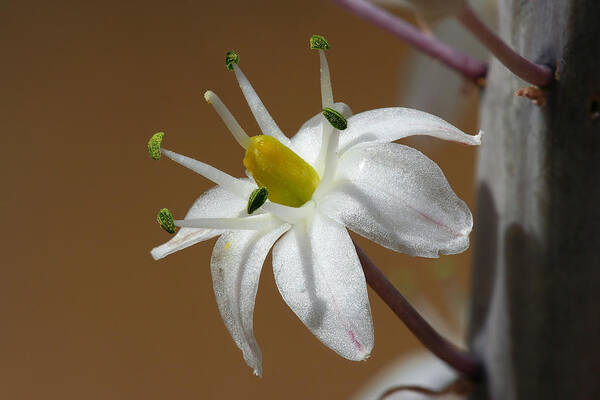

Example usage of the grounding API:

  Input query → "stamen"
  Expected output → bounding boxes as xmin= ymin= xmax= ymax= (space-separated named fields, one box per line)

xmin=204 ymin=90 xmax=250 ymax=149
xmin=322 ymin=107 xmax=347 ymax=130
xmin=160 ymin=148 xmax=255 ymax=198
xmin=225 ymin=51 xmax=240 ymax=71
xmin=148 ymin=132 xmax=164 ymax=160
xmin=309 ymin=34 xmax=330 ymax=50
xmin=319 ymin=50 xmax=333 ymax=107
xmin=231 ymin=63 xmax=290 ymax=145
xmin=175 ymin=213 xmax=277 ymax=231
xmin=310 ymin=35 xmax=334 ymax=108
xmin=313 ymin=128 xmax=340 ymax=200
xmin=318 ymin=51 xmax=334 ymax=108
xmin=157 ymin=208 xmax=176 ymax=234
xmin=317 ymin=107 xmax=348 ymax=180
xmin=247 ymin=186 xmax=268 ymax=214
xmin=310 ymin=35 xmax=335 ymax=177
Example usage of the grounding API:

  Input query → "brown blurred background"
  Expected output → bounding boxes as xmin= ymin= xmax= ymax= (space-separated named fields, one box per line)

xmin=1 ymin=0 xmax=480 ymax=398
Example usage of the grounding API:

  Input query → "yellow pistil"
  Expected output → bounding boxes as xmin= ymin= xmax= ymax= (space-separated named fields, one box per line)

xmin=243 ymin=135 xmax=320 ymax=207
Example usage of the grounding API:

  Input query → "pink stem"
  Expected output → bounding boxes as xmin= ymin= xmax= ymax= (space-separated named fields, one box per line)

xmin=331 ymin=0 xmax=488 ymax=81
xmin=354 ymin=243 xmax=483 ymax=380
xmin=458 ymin=3 xmax=553 ymax=87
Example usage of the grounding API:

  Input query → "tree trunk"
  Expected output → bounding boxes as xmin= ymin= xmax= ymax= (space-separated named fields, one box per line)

xmin=469 ymin=1 xmax=600 ymax=399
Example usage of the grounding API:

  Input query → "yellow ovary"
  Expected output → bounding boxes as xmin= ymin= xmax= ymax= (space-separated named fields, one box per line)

xmin=243 ymin=135 xmax=320 ymax=207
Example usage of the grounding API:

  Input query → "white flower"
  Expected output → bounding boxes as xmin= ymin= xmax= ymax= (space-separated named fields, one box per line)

xmin=352 ymin=352 xmax=465 ymax=399
xmin=149 ymin=37 xmax=481 ymax=376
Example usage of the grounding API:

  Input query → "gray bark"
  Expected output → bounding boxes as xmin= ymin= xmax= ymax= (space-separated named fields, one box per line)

xmin=469 ymin=1 xmax=600 ymax=399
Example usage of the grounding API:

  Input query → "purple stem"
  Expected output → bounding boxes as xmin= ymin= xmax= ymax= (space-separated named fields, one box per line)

xmin=458 ymin=3 xmax=553 ymax=87
xmin=354 ymin=242 xmax=483 ymax=380
xmin=331 ymin=0 xmax=487 ymax=81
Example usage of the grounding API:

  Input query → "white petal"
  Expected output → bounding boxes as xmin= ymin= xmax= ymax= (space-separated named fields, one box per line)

xmin=320 ymin=143 xmax=473 ymax=257
xmin=150 ymin=186 xmax=246 ymax=260
xmin=338 ymin=107 xmax=482 ymax=155
xmin=289 ymin=102 xmax=353 ymax=167
xmin=211 ymin=223 xmax=290 ymax=376
xmin=272 ymin=213 xmax=373 ymax=361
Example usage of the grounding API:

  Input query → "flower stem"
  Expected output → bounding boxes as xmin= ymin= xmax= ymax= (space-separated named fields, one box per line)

xmin=458 ymin=3 xmax=553 ymax=87
xmin=353 ymin=242 xmax=483 ymax=380
xmin=331 ymin=0 xmax=487 ymax=81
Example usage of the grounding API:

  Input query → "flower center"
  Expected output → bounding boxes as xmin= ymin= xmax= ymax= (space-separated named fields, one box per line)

xmin=243 ymin=135 xmax=320 ymax=207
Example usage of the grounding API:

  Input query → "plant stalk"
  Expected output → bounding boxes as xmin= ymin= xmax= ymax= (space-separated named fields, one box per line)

xmin=458 ymin=3 xmax=553 ymax=87
xmin=354 ymin=242 xmax=483 ymax=380
xmin=332 ymin=0 xmax=488 ymax=82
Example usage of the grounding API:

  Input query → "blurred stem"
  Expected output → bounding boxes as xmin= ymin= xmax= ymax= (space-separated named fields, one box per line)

xmin=458 ymin=3 xmax=553 ymax=87
xmin=353 ymin=242 xmax=483 ymax=380
xmin=331 ymin=0 xmax=487 ymax=81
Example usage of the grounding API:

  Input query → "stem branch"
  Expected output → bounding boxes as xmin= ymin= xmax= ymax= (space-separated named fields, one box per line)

xmin=354 ymin=242 xmax=483 ymax=380
xmin=331 ymin=0 xmax=488 ymax=81
xmin=458 ymin=3 xmax=553 ymax=87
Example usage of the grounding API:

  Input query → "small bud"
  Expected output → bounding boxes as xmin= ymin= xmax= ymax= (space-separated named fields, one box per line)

xmin=157 ymin=208 xmax=176 ymax=234
xmin=322 ymin=107 xmax=347 ymax=130
xmin=148 ymin=132 xmax=164 ymax=160
xmin=310 ymin=34 xmax=330 ymax=50
xmin=225 ymin=51 xmax=240 ymax=71
xmin=247 ymin=187 xmax=269 ymax=214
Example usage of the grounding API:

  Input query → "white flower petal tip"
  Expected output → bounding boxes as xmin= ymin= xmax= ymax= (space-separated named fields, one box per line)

xmin=149 ymin=186 xmax=247 ymax=260
xmin=150 ymin=247 xmax=166 ymax=261
xmin=273 ymin=214 xmax=374 ymax=362
xmin=339 ymin=107 xmax=483 ymax=154
xmin=211 ymin=225 xmax=289 ymax=379
xmin=467 ymin=129 xmax=484 ymax=146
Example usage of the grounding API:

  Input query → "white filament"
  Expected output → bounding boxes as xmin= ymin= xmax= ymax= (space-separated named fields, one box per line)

xmin=204 ymin=90 xmax=250 ymax=149
xmin=232 ymin=64 xmax=290 ymax=145
xmin=319 ymin=50 xmax=334 ymax=108
xmin=161 ymin=148 xmax=254 ymax=198
xmin=315 ymin=121 xmax=332 ymax=177
xmin=314 ymin=49 xmax=335 ymax=177
xmin=312 ymin=127 xmax=339 ymax=201
xmin=262 ymin=200 xmax=316 ymax=223
xmin=175 ymin=214 xmax=277 ymax=231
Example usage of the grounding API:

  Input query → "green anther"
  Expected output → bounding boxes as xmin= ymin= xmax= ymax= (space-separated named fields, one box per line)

xmin=225 ymin=51 xmax=240 ymax=71
xmin=310 ymin=34 xmax=330 ymax=50
xmin=322 ymin=107 xmax=347 ymax=130
xmin=148 ymin=132 xmax=164 ymax=160
xmin=247 ymin=187 xmax=269 ymax=214
xmin=157 ymin=208 xmax=176 ymax=234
